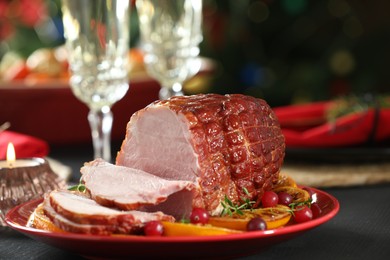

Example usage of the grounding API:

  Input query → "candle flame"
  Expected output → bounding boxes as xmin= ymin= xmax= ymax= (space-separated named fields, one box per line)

xmin=7 ymin=142 xmax=16 ymax=167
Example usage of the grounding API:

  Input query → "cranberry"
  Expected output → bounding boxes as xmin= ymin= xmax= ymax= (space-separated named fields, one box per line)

xmin=278 ymin=192 xmax=293 ymax=206
xmin=144 ymin=221 xmax=164 ymax=236
xmin=247 ymin=217 xmax=267 ymax=231
xmin=190 ymin=208 xmax=209 ymax=225
xmin=261 ymin=191 xmax=279 ymax=208
xmin=311 ymin=203 xmax=322 ymax=218
xmin=293 ymin=205 xmax=313 ymax=223
xmin=302 ymin=187 xmax=314 ymax=197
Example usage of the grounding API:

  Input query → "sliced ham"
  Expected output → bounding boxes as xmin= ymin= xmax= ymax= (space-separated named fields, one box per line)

xmin=116 ymin=94 xmax=285 ymax=215
xmin=43 ymin=189 xmax=174 ymax=235
xmin=80 ymin=159 xmax=198 ymax=218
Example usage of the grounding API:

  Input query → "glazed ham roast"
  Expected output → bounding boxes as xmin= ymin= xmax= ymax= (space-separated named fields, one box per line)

xmin=117 ymin=94 xmax=285 ymax=215
xmin=37 ymin=93 xmax=285 ymax=234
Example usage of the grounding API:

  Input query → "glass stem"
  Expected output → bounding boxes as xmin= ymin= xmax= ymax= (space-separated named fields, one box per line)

xmin=159 ymin=82 xmax=184 ymax=100
xmin=88 ymin=106 xmax=113 ymax=162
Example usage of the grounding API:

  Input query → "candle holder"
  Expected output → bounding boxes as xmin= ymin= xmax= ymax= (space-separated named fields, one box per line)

xmin=0 ymin=157 xmax=66 ymax=227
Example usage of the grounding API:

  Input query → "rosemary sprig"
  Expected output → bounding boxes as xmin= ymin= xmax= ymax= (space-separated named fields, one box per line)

xmin=220 ymin=188 xmax=255 ymax=216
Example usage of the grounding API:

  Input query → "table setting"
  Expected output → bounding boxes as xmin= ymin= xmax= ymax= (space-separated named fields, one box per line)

xmin=273 ymin=95 xmax=390 ymax=188
xmin=1 ymin=138 xmax=388 ymax=260
xmin=1 ymin=0 xmax=390 ymax=260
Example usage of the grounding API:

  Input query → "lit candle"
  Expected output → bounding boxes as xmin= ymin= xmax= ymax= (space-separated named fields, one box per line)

xmin=0 ymin=143 xmax=40 ymax=168
xmin=0 ymin=142 xmax=66 ymax=227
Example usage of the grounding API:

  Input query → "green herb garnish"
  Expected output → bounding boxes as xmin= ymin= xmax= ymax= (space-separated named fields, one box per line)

xmin=288 ymin=198 xmax=312 ymax=215
xmin=68 ymin=177 xmax=86 ymax=192
xmin=180 ymin=218 xmax=190 ymax=224
xmin=326 ymin=94 xmax=390 ymax=123
xmin=220 ymin=188 xmax=255 ymax=216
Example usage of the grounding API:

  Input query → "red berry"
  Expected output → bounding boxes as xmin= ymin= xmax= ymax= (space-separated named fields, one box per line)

xmin=144 ymin=221 xmax=164 ymax=236
xmin=293 ymin=205 xmax=313 ymax=223
xmin=310 ymin=203 xmax=322 ymax=218
xmin=303 ymin=187 xmax=314 ymax=197
xmin=190 ymin=208 xmax=209 ymax=225
xmin=261 ymin=191 xmax=279 ymax=207
xmin=303 ymin=187 xmax=319 ymax=203
xmin=247 ymin=217 xmax=267 ymax=231
xmin=278 ymin=192 xmax=293 ymax=206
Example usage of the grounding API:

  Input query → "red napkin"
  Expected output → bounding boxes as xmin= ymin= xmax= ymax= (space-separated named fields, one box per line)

xmin=0 ymin=130 xmax=49 ymax=160
xmin=273 ymin=102 xmax=390 ymax=148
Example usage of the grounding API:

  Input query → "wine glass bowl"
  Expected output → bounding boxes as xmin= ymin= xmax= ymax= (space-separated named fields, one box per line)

xmin=136 ymin=0 xmax=203 ymax=100
xmin=61 ymin=0 xmax=130 ymax=162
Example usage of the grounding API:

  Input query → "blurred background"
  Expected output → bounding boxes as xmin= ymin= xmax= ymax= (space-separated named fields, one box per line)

xmin=1 ymin=0 xmax=390 ymax=146
xmin=1 ymin=0 xmax=390 ymax=107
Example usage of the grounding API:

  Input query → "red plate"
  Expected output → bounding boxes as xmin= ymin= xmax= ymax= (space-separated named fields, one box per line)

xmin=5 ymin=187 xmax=339 ymax=259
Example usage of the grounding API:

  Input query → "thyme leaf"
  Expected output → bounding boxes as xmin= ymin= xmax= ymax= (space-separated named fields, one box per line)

xmin=288 ymin=198 xmax=312 ymax=215
xmin=220 ymin=188 xmax=256 ymax=217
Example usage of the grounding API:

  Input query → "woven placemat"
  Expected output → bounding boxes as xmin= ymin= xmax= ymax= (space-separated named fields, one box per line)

xmin=282 ymin=162 xmax=390 ymax=188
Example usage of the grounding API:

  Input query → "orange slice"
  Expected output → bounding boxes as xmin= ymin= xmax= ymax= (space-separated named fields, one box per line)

xmin=273 ymin=186 xmax=310 ymax=203
xmin=162 ymin=221 xmax=242 ymax=236
xmin=30 ymin=203 xmax=63 ymax=232
xmin=274 ymin=174 xmax=297 ymax=188
xmin=208 ymin=205 xmax=292 ymax=231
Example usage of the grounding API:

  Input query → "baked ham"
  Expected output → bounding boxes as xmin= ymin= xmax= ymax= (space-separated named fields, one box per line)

xmin=116 ymin=94 xmax=285 ymax=215
xmin=80 ymin=159 xmax=197 ymax=219
xmin=43 ymin=189 xmax=174 ymax=235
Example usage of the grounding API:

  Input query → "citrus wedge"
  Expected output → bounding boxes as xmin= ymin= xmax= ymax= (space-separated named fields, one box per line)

xmin=30 ymin=204 xmax=63 ymax=232
xmin=162 ymin=221 xmax=242 ymax=236
xmin=274 ymin=174 xmax=297 ymax=188
xmin=208 ymin=205 xmax=292 ymax=231
xmin=273 ymin=186 xmax=310 ymax=203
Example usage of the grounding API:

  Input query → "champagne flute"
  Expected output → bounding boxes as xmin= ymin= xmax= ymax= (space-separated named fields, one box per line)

xmin=136 ymin=0 xmax=203 ymax=100
xmin=61 ymin=0 xmax=130 ymax=162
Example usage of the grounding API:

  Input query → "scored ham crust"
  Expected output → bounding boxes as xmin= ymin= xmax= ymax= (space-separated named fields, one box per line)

xmin=117 ymin=94 xmax=285 ymax=215
xmin=42 ymin=190 xmax=174 ymax=235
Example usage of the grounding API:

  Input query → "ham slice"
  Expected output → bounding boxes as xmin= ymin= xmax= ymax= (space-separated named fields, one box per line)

xmin=116 ymin=94 xmax=285 ymax=215
xmin=43 ymin=189 xmax=174 ymax=235
xmin=80 ymin=159 xmax=198 ymax=218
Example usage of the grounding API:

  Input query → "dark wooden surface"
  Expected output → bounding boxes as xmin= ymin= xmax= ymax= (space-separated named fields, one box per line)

xmin=1 ymin=143 xmax=390 ymax=260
